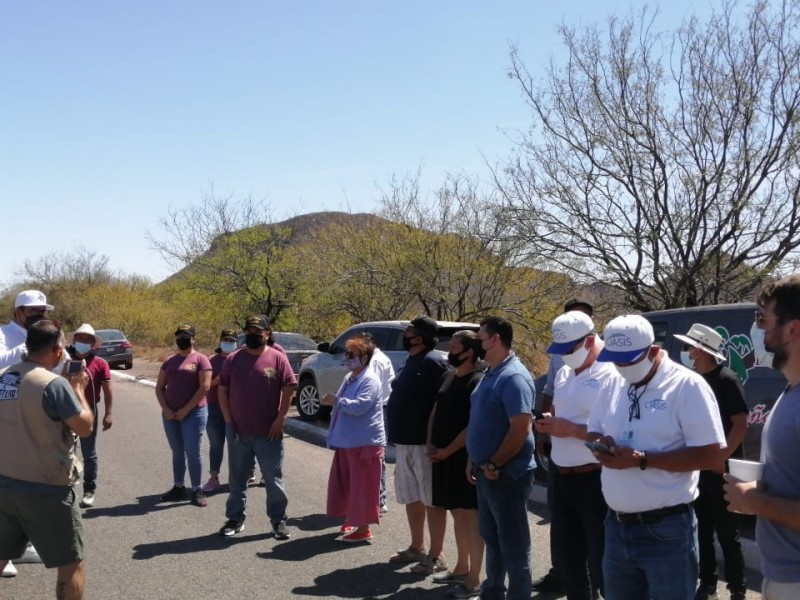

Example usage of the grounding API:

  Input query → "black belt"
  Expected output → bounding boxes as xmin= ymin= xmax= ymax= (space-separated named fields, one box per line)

xmin=612 ymin=503 xmax=691 ymax=524
xmin=555 ymin=463 xmax=601 ymax=475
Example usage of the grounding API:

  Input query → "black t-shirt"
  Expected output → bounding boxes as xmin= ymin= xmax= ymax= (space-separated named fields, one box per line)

xmin=431 ymin=370 xmax=482 ymax=448
xmin=702 ymin=365 xmax=749 ymax=459
xmin=386 ymin=349 xmax=449 ymax=445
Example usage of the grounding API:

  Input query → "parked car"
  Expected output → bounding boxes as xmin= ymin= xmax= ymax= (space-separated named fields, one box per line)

xmin=235 ymin=332 xmax=319 ymax=377
xmin=94 ymin=329 xmax=134 ymax=369
xmin=296 ymin=320 xmax=481 ymax=421
xmin=641 ymin=303 xmax=786 ymax=462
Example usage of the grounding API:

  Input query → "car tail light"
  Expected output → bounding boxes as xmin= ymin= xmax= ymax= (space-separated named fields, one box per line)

xmin=121 ymin=342 xmax=133 ymax=349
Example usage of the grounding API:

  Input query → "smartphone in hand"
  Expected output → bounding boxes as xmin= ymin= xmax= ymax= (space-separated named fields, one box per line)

xmin=66 ymin=360 xmax=83 ymax=376
xmin=532 ymin=409 xmax=545 ymax=420
xmin=584 ymin=440 xmax=612 ymax=454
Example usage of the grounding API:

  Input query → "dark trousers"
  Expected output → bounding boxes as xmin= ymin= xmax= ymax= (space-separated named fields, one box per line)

xmin=550 ymin=467 xmax=606 ymax=600
xmin=545 ymin=459 xmax=563 ymax=581
xmin=694 ymin=471 xmax=747 ymax=593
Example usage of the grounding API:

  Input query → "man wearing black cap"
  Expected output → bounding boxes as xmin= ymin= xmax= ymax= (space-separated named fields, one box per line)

xmin=217 ymin=315 xmax=297 ymax=541
xmin=385 ymin=316 xmax=449 ymax=572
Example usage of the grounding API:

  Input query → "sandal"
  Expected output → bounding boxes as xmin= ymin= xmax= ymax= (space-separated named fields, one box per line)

xmin=409 ymin=554 xmax=448 ymax=574
xmin=389 ymin=546 xmax=427 ymax=563
xmin=432 ymin=570 xmax=467 ymax=584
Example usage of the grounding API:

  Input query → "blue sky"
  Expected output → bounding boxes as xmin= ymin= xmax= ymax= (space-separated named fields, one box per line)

xmin=0 ymin=1 xmax=706 ymax=286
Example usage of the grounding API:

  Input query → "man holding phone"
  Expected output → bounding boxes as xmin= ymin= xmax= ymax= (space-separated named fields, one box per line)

xmin=67 ymin=324 xmax=113 ymax=509
xmin=587 ymin=315 xmax=725 ymax=600
xmin=535 ymin=311 xmax=622 ymax=600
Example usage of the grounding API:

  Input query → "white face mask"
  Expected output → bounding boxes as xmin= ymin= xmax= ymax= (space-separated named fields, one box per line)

xmin=750 ymin=324 xmax=774 ymax=369
xmin=680 ymin=351 xmax=695 ymax=369
xmin=73 ymin=341 xmax=93 ymax=355
xmin=562 ymin=344 xmax=590 ymax=370
xmin=614 ymin=352 xmax=653 ymax=384
xmin=220 ymin=341 xmax=237 ymax=354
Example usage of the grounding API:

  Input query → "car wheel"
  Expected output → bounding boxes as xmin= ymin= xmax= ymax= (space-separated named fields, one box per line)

xmin=124 ymin=360 xmax=133 ymax=370
xmin=296 ymin=378 xmax=321 ymax=421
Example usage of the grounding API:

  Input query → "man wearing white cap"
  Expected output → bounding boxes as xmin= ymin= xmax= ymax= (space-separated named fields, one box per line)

xmin=0 ymin=290 xmax=55 ymax=369
xmin=535 ymin=311 xmax=622 ymax=600
xmin=675 ymin=323 xmax=748 ymax=600
xmin=586 ymin=314 xmax=726 ymax=600
xmin=67 ymin=324 xmax=114 ymax=509
xmin=0 ymin=290 xmax=55 ymax=577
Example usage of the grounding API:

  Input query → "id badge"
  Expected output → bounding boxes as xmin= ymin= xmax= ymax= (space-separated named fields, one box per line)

xmin=617 ymin=429 xmax=635 ymax=448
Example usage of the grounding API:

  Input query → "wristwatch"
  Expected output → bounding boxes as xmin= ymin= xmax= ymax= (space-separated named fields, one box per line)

xmin=483 ymin=460 xmax=500 ymax=473
xmin=639 ymin=450 xmax=648 ymax=471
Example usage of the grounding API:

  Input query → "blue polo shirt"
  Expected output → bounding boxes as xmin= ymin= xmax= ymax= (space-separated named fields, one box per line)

xmin=467 ymin=353 xmax=536 ymax=478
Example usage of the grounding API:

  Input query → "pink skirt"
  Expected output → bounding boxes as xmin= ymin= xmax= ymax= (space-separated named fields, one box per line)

xmin=326 ymin=446 xmax=384 ymax=527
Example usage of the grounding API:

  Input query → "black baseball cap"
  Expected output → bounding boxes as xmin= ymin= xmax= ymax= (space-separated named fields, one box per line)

xmin=563 ymin=298 xmax=594 ymax=316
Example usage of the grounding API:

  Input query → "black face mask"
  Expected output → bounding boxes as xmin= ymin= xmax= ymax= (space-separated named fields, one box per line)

xmin=447 ymin=352 xmax=467 ymax=367
xmin=176 ymin=338 xmax=192 ymax=350
xmin=402 ymin=336 xmax=419 ymax=351
xmin=245 ymin=333 xmax=265 ymax=349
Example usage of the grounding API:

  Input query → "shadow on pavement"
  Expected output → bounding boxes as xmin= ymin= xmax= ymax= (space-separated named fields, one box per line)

xmin=132 ymin=531 xmax=270 ymax=559
xmin=257 ymin=531 xmax=365 ymax=562
xmin=292 ymin=560 xmax=438 ymax=598
xmin=288 ymin=512 xmax=341 ymax=532
xmin=82 ymin=493 xmax=179 ymax=519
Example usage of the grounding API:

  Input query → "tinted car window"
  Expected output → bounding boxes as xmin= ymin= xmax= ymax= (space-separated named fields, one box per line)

xmin=272 ymin=332 xmax=317 ymax=351
xmin=435 ymin=325 xmax=480 ymax=351
xmin=330 ymin=327 xmax=365 ymax=354
xmin=363 ymin=327 xmax=392 ymax=350
xmin=650 ymin=321 xmax=668 ymax=348
xmin=95 ymin=329 xmax=125 ymax=341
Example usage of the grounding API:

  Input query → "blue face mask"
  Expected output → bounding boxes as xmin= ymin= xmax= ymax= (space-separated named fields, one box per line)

xmin=74 ymin=342 xmax=93 ymax=355
xmin=220 ymin=341 xmax=237 ymax=354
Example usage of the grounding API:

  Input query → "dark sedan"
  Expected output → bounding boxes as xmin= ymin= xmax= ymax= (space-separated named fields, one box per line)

xmin=94 ymin=329 xmax=134 ymax=369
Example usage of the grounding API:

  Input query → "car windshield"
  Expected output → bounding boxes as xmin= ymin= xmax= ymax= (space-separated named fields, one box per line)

xmin=95 ymin=329 xmax=126 ymax=341
xmin=272 ymin=332 xmax=318 ymax=351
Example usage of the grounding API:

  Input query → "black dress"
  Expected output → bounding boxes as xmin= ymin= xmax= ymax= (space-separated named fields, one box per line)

xmin=431 ymin=370 xmax=482 ymax=510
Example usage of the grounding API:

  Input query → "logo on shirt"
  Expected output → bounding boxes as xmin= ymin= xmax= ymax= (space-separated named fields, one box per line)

xmin=263 ymin=367 xmax=277 ymax=379
xmin=644 ymin=398 xmax=667 ymax=411
xmin=183 ymin=363 xmax=198 ymax=372
xmin=0 ymin=371 xmax=21 ymax=401
xmin=583 ymin=378 xmax=601 ymax=390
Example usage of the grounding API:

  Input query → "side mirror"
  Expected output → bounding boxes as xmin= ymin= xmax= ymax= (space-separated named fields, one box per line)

xmin=317 ymin=342 xmax=330 ymax=352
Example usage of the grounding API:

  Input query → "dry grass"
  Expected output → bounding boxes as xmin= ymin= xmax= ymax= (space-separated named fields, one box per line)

xmin=133 ymin=345 xmax=216 ymax=363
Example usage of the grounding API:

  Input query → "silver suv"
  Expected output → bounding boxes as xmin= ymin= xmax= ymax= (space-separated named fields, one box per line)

xmin=296 ymin=320 xmax=480 ymax=420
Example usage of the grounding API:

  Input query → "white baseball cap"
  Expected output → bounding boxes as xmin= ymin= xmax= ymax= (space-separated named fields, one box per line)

xmin=597 ymin=315 xmax=655 ymax=363
xmin=14 ymin=290 xmax=54 ymax=311
xmin=547 ymin=311 xmax=595 ymax=354
xmin=674 ymin=323 xmax=726 ymax=362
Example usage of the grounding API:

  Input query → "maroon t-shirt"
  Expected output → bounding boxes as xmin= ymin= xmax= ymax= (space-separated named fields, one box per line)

xmin=84 ymin=354 xmax=111 ymax=406
xmin=220 ymin=346 xmax=297 ymax=435
xmin=206 ymin=352 xmax=229 ymax=404
xmin=161 ymin=351 xmax=212 ymax=411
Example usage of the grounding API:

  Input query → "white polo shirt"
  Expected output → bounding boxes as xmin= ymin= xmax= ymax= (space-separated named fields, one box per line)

xmin=0 ymin=321 xmax=28 ymax=369
xmin=587 ymin=351 xmax=725 ymax=512
xmin=369 ymin=347 xmax=395 ymax=406
xmin=551 ymin=358 xmax=623 ymax=468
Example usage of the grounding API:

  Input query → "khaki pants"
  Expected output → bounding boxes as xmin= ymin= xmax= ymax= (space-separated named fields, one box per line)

xmin=762 ymin=578 xmax=800 ymax=600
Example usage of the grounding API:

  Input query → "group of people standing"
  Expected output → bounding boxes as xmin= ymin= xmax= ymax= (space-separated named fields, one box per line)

xmin=3 ymin=274 xmax=800 ymax=600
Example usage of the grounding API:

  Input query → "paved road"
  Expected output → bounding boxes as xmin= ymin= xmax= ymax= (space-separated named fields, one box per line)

xmin=2 ymin=374 xmax=763 ymax=599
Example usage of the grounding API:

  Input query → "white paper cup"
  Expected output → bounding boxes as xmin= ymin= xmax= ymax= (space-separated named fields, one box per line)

xmin=728 ymin=458 xmax=764 ymax=482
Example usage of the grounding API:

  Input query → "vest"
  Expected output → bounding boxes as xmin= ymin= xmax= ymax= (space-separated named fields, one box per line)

xmin=0 ymin=361 xmax=82 ymax=486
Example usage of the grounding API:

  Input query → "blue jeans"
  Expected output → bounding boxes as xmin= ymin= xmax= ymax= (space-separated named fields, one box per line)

xmin=162 ymin=405 xmax=208 ymax=490
xmin=476 ymin=468 xmax=534 ymax=600
xmin=550 ymin=468 xmax=606 ymax=600
xmin=80 ymin=403 xmax=99 ymax=492
xmin=206 ymin=403 xmax=226 ymax=475
xmin=603 ymin=508 xmax=698 ymax=600
xmin=225 ymin=425 xmax=288 ymax=527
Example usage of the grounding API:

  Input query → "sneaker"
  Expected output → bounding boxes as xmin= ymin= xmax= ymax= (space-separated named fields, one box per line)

xmin=272 ymin=522 xmax=290 ymax=540
xmin=190 ymin=489 xmax=207 ymax=507
xmin=200 ymin=477 xmax=221 ymax=493
xmin=246 ymin=475 xmax=257 ymax=486
xmin=80 ymin=492 xmax=95 ymax=508
xmin=341 ymin=529 xmax=373 ymax=543
xmin=160 ymin=485 xmax=187 ymax=502
xmin=380 ymin=503 xmax=388 ymax=514
xmin=219 ymin=519 xmax=245 ymax=537
xmin=410 ymin=554 xmax=448 ymax=574
xmin=16 ymin=544 xmax=42 ymax=564
xmin=532 ymin=571 xmax=563 ymax=593
xmin=695 ymin=585 xmax=719 ymax=600
xmin=445 ymin=583 xmax=481 ymax=598
xmin=1 ymin=562 xmax=17 ymax=578
xmin=340 ymin=525 xmax=355 ymax=535
xmin=729 ymin=593 xmax=746 ymax=600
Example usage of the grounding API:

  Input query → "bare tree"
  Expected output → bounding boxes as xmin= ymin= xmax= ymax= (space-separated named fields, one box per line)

xmin=499 ymin=0 xmax=800 ymax=310
xmin=147 ymin=189 xmax=296 ymax=322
